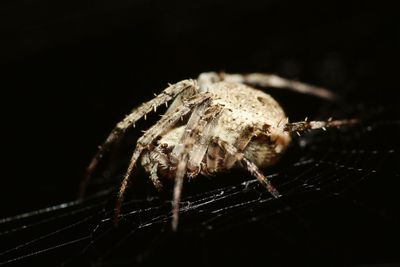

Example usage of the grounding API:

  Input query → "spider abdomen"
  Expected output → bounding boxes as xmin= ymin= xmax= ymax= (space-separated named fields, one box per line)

xmin=208 ymin=82 xmax=290 ymax=168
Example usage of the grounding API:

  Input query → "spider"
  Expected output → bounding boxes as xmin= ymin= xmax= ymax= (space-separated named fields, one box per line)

xmin=81 ymin=72 xmax=356 ymax=230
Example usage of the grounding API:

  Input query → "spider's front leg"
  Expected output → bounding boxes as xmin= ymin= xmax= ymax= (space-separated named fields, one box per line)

xmin=170 ymin=101 xmax=224 ymax=231
xmin=114 ymin=93 xmax=212 ymax=224
xmin=80 ymin=79 xmax=198 ymax=197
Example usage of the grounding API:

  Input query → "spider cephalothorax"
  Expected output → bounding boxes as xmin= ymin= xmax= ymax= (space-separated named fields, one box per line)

xmin=81 ymin=72 xmax=355 ymax=230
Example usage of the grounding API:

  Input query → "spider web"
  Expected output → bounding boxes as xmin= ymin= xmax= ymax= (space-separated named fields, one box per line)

xmin=0 ymin=101 xmax=399 ymax=266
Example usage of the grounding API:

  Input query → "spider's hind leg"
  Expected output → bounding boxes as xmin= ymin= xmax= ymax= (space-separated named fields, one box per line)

xmin=206 ymin=72 xmax=338 ymax=100
xmin=283 ymin=118 xmax=358 ymax=135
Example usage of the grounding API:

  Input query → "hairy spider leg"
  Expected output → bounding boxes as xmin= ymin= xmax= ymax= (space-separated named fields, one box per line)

xmin=80 ymin=80 xmax=198 ymax=198
xmin=171 ymin=100 xmax=224 ymax=231
xmin=198 ymin=72 xmax=337 ymax=100
xmin=114 ymin=93 xmax=211 ymax=224
xmin=186 ymin=105 xmax=224 ymax=177
xmin=216 ymin=138 xmax=281 ymax=198
xmin=120 ymin=84 xmax=201 ymax=190
xmin=283 ymin=118 xmax=358 ymax=134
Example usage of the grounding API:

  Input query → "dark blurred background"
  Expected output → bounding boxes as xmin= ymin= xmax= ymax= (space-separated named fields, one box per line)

xmin=1 ymin=0 xmax=399 ymax=266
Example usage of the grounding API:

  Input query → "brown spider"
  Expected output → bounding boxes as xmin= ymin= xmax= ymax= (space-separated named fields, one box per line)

xmin=81 ymin=72 xmax=356 ymax=230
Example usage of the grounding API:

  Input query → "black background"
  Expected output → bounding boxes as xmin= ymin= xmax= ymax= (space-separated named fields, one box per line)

xmin=1 ymin=0 xmax=399 ymax=266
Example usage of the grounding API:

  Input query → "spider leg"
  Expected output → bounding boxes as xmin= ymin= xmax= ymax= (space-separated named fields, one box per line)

xmin=163 ymin=82 xmax=198 ymax=116
xmin=171 ymin=101 xmax=224 ymax=231
xmin=283 ymin=118 xmax=358 ymax=134
xmin=114 ymin=93 xmax=211 ymax=224
xmin=216 ymin=138 xmax=281 ymax=198
xmin=172 ymin=155 xmax=187 ymax=231
xmin=80 ymin=79 xmax=198 ymax=198
xmin=198 ymin=72 xmax=337 ymax=100
xmin=187 ymin=106 xmax=224 ymax=177
xmin=182 ymin=106 xmax=224 ymax=179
